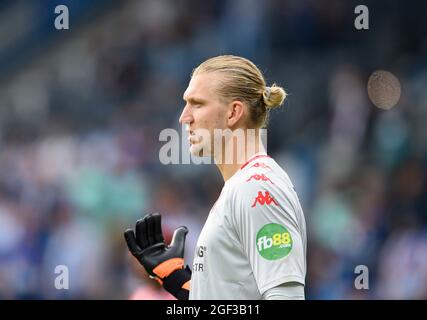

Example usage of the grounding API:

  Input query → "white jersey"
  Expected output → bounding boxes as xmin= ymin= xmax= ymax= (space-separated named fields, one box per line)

xmin=189 ymin=153 xmax=307 ymax=300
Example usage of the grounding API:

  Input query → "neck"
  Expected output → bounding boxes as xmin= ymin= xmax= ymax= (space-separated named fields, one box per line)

xmin=215 ymin=128 xmax=265 ymax=182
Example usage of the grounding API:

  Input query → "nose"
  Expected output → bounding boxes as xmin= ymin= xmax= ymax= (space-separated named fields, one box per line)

xmin=179 ymin=104 xmax=193 ymax=125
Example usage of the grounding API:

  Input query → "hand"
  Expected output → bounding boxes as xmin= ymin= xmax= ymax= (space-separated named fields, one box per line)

xmin=124 ymin=213 xmax=188 ymax=282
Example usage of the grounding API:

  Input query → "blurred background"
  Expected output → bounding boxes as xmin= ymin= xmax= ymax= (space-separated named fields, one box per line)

xmin=0 ymin=0 xmax=426 ymax=299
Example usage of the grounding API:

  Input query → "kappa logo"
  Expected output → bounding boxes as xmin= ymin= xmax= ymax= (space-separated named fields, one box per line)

xmin=251 ymin=191 xmax=278 ymax=208
xmin=246 ymin=173 xmax=274 ymax=184
xmin=250 ymin=162 xmax=271 ymax=169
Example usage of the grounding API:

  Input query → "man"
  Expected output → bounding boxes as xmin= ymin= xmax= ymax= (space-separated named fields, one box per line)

xmin=124 ymin=55 xmax=306 ymax=300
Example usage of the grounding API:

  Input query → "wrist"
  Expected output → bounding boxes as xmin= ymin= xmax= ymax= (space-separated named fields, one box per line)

xmin=152 ymin=257 xmax=185 ymax=279
xmin=162 ymin=265 xmax=192 ymax=299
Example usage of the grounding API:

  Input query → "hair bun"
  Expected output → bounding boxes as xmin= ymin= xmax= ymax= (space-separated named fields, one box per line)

xmin=262 ymin=84 xmax=287 ymax=109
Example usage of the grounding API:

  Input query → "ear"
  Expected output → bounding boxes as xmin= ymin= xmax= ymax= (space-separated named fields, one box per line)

xmin=226 ymin=100 xmax=245 ymax=127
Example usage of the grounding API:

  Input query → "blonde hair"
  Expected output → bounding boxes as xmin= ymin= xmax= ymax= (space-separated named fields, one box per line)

xmin=192 ymin=55 xmax=287 ymax=128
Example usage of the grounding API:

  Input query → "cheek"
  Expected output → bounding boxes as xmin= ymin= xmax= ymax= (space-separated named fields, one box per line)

xmin=215 ymin=112 xmax=228 ymax=130
xmin=200 ymin=108 xmax=221 ymax=127
xmin=195 ymin=103 xmax=227 ymax=130
xmin=212 ymin=105 xmax=228 ymax=127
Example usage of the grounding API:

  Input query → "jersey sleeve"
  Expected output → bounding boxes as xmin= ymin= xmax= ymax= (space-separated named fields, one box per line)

xmin=229 ymin=171 xmax=306 ymax=295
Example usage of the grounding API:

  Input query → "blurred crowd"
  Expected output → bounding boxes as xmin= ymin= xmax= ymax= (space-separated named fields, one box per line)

xmin=0 ymin=0 xmax=426 ymax=299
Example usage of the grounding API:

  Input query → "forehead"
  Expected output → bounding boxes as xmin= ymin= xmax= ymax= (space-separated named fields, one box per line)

xmin=183 ymin=72 xmax=221 ymax=101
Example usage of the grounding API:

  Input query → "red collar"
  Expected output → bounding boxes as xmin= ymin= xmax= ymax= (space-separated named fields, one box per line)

xmin=240 ymin=154 xmax=270 ymax=170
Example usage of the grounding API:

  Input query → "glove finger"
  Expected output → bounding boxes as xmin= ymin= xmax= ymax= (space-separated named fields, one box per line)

xmin=152 ymin=213 xmax=165 ymax=244
xmin=136 ymin=217 xmax=149 ymax=250
xmin=124 ymin=229 xmax=142 ymax=257
xmin=170 ymin=226 xmax=188 ymax=256
xmin=146 ymin=213 xmax=156 ymax=246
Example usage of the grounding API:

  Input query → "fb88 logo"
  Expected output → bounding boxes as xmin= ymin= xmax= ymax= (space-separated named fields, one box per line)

xmin=257 ymin=232 xmax=291 ymax=250
xmin=256 ymin=223 xmax=293 ymax=260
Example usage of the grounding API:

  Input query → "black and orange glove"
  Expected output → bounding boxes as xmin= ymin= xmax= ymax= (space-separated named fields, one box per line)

xmin=124 ymin=213 xmax=191 ymax=300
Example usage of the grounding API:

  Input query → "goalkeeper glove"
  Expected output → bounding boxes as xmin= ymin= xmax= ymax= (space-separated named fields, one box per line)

xmin=124 ymin=213 xmax=191 ymax=300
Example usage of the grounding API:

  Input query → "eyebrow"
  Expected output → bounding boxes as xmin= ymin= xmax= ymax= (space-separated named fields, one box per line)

xmin=183 ymin=96 xmax=206 ymax=105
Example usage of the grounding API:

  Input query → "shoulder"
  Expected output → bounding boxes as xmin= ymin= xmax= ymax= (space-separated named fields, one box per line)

xmin=225 ymin=157 xmax=302 ymax=222
xmin=229 ymin=157 xmax=293 ymax=196
xmin=225 ymin=162 xmax=284 ymax=210
xmin=227 ymin=169 xmax=271 ymax=196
